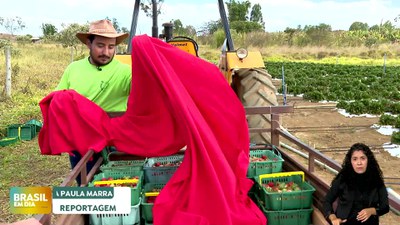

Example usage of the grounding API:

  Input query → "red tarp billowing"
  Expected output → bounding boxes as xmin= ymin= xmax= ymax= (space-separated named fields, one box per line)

xmin=39 ymin=35 xmax=266 ymax=225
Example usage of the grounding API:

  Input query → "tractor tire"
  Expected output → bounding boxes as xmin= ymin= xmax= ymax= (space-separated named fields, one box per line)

xmin=234 ymin=68 xmax=278 ymax=144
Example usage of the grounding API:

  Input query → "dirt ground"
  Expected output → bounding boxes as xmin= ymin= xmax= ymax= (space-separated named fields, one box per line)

xmin=278 ymin=96 xmax=400 ymax=224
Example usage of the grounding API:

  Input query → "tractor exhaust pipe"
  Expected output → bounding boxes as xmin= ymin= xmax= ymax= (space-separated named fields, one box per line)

xmin=162 ymin=23 xmax=174 ymax=41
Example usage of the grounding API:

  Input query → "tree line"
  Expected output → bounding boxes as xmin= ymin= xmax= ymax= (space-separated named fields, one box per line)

xmin=1 ymin=0 xmax=400 ymax=50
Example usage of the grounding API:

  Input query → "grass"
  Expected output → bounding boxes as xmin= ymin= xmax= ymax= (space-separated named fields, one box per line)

xmin=0 ymin=43 xmax=72 ymax=223
xmin=1 ymin=41 xmax=400 ymax=223
xmin=0 ymin=140 xmax=70 ymax=223
xmin=0 ymin=43 xmax=72 ymax=135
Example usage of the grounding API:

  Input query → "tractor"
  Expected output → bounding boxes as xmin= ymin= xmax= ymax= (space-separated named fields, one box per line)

xmin=115 ymin=0 xmax=279 ymax=144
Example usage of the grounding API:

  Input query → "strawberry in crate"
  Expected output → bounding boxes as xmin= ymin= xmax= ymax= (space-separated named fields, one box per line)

xmin=263 ymin=181 xmax=301 ymax=192
xmin=145 ymin=186 xmax=163 ymax=203
xmin=250 ymin=155 xmax=269 ymax=162
xmin=249 ymin=155 xmax=279 ymax=162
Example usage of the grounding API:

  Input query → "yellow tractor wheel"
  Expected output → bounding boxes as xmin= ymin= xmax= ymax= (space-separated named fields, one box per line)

xmin=235 ymin=68 xmax=278 ymax=144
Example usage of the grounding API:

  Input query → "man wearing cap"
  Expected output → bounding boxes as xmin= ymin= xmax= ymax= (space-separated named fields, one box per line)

xmin=56 ymin=19 xmax=131 ymax=185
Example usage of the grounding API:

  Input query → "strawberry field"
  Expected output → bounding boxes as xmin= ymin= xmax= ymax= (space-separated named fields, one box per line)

xmin=266 ymin=61 xmax=400 ymax=139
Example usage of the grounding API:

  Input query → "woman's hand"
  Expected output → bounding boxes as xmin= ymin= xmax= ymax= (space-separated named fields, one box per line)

xmin=329 ymin=214 xmax=347 ymax=225
xmin=357 ymin=208 xmax=376 ymax=222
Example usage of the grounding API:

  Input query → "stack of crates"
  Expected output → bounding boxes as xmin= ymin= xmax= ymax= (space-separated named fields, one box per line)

xmin=255 ymin=171 xmax=315 ymax=225
xmin=141 ymin=183 xmax=166 ymax=224
xmin=4 ymin=119 xmax=42 ymax=141
xmin=247 ymin=145 xmax=284 ymax=204
xmin=141 ymin=154 xmax=184 ymax=225
xmin=1 ymin=119 xmax=43 ymax=147
xmin=88 ymin=156 xmax=146 ymax=225
xmin=7 ymin=124 xmax=36 ymax=140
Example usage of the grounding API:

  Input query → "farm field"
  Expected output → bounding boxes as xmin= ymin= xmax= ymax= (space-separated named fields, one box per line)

xmin=1 ymin=43 xmax=400 ymax=223
xmin=267 ymin=61 xmax=400 ymax=115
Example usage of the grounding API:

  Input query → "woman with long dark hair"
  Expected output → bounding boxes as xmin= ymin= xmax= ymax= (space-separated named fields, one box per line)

xmin=324 ymin=143 xmax=389 ymax=225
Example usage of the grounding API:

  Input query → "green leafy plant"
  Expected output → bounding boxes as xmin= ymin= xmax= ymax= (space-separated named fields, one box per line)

xmin=336 ymin=100 xmax=349 ymax=109
xmin=394 ymin=117 xmax=400 ymax=128
xmin=379 ymin=114 xmax=396 ymax=125
xmin=303 ymin=90 xmax=324 ymax=102
xmin=347 ymin=101 xmax=365 ymax=114
xmin=391 ymin=131 xmax=400 ymax=144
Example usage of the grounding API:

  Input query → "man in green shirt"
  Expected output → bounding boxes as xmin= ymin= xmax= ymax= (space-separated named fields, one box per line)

xmin=56 ymin=19 xmax=131 ymax=112
xmin=56 ymin=19 xmax=131 ymax=185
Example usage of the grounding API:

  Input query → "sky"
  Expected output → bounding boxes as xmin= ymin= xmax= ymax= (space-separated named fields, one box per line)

xmin=1 ymin=0 xmax=400 ymax=37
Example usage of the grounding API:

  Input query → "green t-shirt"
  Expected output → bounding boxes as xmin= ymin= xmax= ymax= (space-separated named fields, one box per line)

xmin=56 ymin=57 xmax=131 ymax=112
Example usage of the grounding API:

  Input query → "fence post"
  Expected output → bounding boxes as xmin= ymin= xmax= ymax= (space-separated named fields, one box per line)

xmin=4 ymin=46 xmax=11 ymax=98
xmin=70 ymin=46 xmax=74 ymax=62
xmin=282 ymin=65 xmax=286 ymax=105
xmin=271 ymin=114 xmax=280 ymax=147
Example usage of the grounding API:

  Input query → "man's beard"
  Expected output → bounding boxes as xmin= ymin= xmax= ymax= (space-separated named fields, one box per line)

xmin=90 ymin=51 xmax=114 ymax=67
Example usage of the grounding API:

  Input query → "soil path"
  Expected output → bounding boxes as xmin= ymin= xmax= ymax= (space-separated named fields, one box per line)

xmin=278 ymin=96 xmax=400 ymax=224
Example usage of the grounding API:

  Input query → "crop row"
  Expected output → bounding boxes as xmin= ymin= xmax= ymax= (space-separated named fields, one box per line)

xmin=265 ymin=61 xmax=400 ymax=143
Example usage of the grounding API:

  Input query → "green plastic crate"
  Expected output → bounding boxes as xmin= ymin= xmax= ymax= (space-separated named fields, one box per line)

xmin=143 ymin=155 xmax=183 ymax=183
xmin=248 ymin=177 xmax=262 ymax=203
xmin=257 ymin=194 xmax=312 ymax=225
xmin=253 ymin=193 xmax=313 ymax=225
xmin=264 ymin=209 xmax=313 ymax=225
xmin=257 ymin=171 xmax=315 ymax=210
xmin=100 ymin=147 xmax=118 ymax=164
xmin=247 ymin=148 xmax=284 ymax=177
xmin=89 ymin=198 xmax=141 ymax=225
xmin=141 ymin=183 xmax=166 ymax=222
xmin=25 ymin=119 xmax=43 ymax=133
xmin=89 ymin=171 xmax=143 ymax=206
xmin=0 ymin=137 xmax=18 ymax=147
xmin=7 ymin=124 xmax=36 ymax=140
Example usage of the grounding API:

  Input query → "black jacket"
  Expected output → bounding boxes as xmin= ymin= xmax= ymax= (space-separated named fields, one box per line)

xmin=323 ymin=174 xmax=389 ymax=223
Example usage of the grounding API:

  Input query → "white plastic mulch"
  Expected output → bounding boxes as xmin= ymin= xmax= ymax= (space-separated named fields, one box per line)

xmin=336 ymin=108 xmax=400 ymax=158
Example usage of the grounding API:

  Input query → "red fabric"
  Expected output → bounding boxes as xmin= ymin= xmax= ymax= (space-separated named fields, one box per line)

xmin=39 ymin=89 xmax=111 ymax=156
xmin=39 ymin=35 xmax=266 ymax=225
